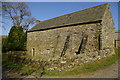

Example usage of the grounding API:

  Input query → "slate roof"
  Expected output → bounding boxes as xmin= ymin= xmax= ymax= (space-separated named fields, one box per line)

xmin=28 ymin=3 xmax=109 ymax=32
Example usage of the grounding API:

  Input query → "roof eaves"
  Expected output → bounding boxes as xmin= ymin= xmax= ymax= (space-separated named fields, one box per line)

xmin=27 ymin=20 xmax=102 ymax=32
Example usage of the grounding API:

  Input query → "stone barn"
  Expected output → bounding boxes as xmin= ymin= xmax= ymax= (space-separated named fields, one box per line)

xmin=27 ymin=3 xmax=115 ymax=60
xmin=114 ymin=31 xmax=120 ymax=48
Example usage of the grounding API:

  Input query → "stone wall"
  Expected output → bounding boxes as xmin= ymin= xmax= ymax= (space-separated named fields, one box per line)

xmin=4 ymin=49 xmax=113 ymax=71
xmin=27 ymin=23 xmax=101 ymax=60
xmin=101 ymin=5 xmax=115 ymax=55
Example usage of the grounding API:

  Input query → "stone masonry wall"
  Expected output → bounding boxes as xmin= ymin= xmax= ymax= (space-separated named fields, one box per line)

xmin=27 ymin=23 xmax=101 ymax=60
xmin=101 ymin=5 xmax=115 ymax=55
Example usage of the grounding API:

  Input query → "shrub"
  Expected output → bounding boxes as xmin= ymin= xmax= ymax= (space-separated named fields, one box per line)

xmin=6 ymin=26 xmax=26 ymax=51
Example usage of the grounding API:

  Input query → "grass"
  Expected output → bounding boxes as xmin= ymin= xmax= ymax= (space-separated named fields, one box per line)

xmin=3 ymin=59 xmax=23 ymax=71
xmin=3 ymin=59 xmax=42 ymax=75
xmin=0 ymin=52 xmax=2 ymax=63
xmin=20 ymin=54 xmax=43 ymax=60
xmin=3 ymin=48 xmax=119 ymax=77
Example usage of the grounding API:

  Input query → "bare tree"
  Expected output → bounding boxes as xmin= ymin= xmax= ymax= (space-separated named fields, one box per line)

xmin=2 ymin=2 xmax=36 ymax=31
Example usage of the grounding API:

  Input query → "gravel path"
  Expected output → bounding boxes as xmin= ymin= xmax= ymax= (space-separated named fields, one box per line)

xmin=78 ymin=60 xmax=119 ymax=78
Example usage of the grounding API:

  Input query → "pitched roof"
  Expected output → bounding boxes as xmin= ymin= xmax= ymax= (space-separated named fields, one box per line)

xmin=28 ymin=3 xmax=109 ymax=32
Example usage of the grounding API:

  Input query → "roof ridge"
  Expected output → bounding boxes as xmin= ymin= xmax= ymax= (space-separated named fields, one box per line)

xmin=39 ymin=3 xmax=109 ymax=24
xmin=29 ymin=3 xmax=109 ymax=32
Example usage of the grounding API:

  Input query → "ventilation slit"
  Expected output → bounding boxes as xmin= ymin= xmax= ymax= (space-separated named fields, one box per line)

xmin=98 ymin=34 xmax=101 ymax=50
xmin=60 ymin=35 xmax=70 ymax=57
xmin=76 ymin=35 xmax=88 ymax=54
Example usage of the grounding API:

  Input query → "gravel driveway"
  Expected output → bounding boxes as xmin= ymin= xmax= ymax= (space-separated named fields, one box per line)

xmin=78 ymin=60 xmax=119 ymax=78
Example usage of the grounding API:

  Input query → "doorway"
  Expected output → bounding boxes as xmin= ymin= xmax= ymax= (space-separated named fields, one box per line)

xmin=32 ymin=48 xmax=35 ymax=56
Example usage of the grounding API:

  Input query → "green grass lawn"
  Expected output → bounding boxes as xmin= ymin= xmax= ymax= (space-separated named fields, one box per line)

xmin=3 ymin=48 xmax=119 ymax=77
